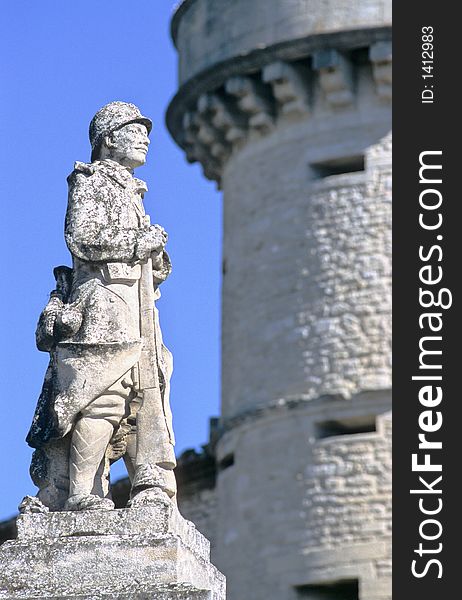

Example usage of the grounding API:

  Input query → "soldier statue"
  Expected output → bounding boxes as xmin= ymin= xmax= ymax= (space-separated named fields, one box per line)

xmin=23 ymin=101 xmax=176 ymax=512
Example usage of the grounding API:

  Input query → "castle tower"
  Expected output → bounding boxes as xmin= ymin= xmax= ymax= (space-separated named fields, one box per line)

xmin=167 ymin=2 xmax=392 ymax=599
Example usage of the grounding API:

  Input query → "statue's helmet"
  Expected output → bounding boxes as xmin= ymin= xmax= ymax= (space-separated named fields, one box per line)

xmin=89 ymin=101 xmax=152 ymax=161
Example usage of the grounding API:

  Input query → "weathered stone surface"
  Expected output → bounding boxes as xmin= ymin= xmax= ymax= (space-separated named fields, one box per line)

xmin=27 ymin=101 xmax=177 ymax=513
xmin=38 ymin=586 xmax=214 ymax=600
xmin=6 ymin=100 xmax=225 ymax=600
xmin=0 ymin=502 xmax=225 ymax=600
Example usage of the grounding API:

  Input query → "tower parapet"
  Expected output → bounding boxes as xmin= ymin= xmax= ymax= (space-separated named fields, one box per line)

xmin=168 ymin=0 xmax=391 ymax=187
xmin=168 ymin=2 xmax=392 ymax=599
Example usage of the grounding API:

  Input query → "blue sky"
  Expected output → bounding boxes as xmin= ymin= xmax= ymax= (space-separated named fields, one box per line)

xmin=0 ymin=1 xmax=221 ymax=520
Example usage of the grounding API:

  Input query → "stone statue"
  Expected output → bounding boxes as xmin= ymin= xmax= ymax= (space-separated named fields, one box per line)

xmin=24 ymin=101 xmax=176 ymax=512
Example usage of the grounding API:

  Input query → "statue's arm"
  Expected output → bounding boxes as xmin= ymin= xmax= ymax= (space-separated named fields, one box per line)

xmin=64 ymin=172 xmax=152 ymax=263
xmin=152 ymin=249 xmax=172 ymax=285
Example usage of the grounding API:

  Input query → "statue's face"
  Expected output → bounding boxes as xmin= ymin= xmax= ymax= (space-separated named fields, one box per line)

xmin=104 ymin=122 xmax=150 ymax=169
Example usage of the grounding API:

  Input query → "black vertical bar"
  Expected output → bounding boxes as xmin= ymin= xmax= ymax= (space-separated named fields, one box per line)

xmin=394 ymin=2 xmax=459 ymax=598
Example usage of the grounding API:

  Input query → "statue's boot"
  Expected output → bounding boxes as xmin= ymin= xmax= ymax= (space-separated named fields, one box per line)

xmin=65 ymin=416 xmax=115 ymax=511
xmin=65 ymin=494 xmax=114 ymax=511
xmin=123 ymin=431 xmax=177 ymax=507
xmin=127 ymin=463 xmax=177 ymax=508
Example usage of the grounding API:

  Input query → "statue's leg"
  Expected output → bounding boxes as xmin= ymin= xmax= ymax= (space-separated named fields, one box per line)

xmin=36 ymin=436 xmax=71 ymax=511
xmin=66 ymin=392 xmax=127 ymax=511
xmin=126 ymin=395 xmax=177 ymax=507
xmin=68 ymin=416 xmax=113 ymax=497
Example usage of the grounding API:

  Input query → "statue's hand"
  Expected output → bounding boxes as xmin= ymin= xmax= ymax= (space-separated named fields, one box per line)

xmin=135 ymin=225 xmax=168 ymax=260
xmin=56 ymin=305 xmax=83 ymax=337
xmin=148 ymin=224 xmax=168 ymax=250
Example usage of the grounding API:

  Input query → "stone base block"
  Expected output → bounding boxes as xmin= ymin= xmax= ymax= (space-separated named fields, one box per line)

xmin=0 ymin=498 xmax=225 ymax=600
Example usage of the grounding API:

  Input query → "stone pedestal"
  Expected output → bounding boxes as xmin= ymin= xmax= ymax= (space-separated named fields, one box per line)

xmin=0 ymin=497 xmax=225 ymax=600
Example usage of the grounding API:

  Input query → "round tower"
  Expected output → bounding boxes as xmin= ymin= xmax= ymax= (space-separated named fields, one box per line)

xmin=168 ymin=2 xmax=392 ymax=599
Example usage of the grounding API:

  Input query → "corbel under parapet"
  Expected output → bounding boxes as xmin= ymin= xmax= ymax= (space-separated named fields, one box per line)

xmin=262 ymin=60 xmax=311 ymax=116
xmin=225 ymin=76 xmax=274 ymax=133
xmin=197 ymin=93 xmax=247 ymax=145
xmin=312 ymin=49 xmax=354 ymax=107
xmin=182 ymin=111 xmax=221 ymax=181
xmin=369 ymin=41 xmax=392 ymax=101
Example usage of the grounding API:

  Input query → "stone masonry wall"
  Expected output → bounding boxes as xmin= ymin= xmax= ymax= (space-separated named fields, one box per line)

xmin=302 ymin=142 xmax=392 ymax=399
xmin=303 ymin=411 xmax=392 ymax=599
xmin=213 ymin=399 xmax=391 ymax=600
xmin=221 ymin=106 xmax=391 ymax=418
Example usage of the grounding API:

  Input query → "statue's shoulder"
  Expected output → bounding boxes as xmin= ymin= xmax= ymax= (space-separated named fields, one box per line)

xmin=67 ymin=161 xmax=107 ymax=186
